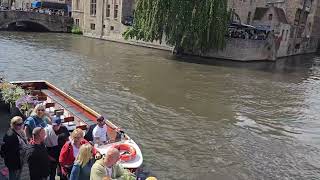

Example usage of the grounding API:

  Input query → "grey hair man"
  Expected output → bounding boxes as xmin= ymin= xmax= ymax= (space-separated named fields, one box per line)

xmin=90 ymin=148 xmax=136 ymax=180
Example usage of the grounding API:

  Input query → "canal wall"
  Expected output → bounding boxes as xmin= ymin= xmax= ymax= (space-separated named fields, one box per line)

xmin=201 ymin=39 xmax=270 ymax=61
xmin=82 ymin=25 xmax=319 ymax=61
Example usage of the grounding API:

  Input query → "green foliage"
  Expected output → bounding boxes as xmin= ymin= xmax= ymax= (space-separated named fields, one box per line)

xmin=0 ymin=82 xmax=26 ymax=105
xmin=72 ymin=26 xmax=83 ymax=35
xmin=123 ymin=0 xmax=230 ymax=53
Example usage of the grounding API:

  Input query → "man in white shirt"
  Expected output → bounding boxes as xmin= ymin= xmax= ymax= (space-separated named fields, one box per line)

xmin=92 ymin=116 xmax=108 ymax=145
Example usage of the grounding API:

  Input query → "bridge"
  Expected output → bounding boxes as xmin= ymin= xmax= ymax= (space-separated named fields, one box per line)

xmin=0 ymin=10 xmax=73 ymax=32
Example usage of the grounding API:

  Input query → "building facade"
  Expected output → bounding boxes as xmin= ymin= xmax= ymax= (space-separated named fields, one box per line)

xmin=72 ymin=0 xmax=134 ymax=40
xmin=228 ymin=0 xmax=320 ymax=58
xmin=74 ymin=0 xmax=320 ymax=60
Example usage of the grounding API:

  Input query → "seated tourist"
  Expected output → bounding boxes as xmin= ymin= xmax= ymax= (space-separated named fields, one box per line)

xmin=70 ymin=143 xmax=95 ymax=180
xmin=59 ymin=128 xmax=99 ymax=179
xmin=26 ymin=127 xmax=50 ymax=180
xmin=90 ymin=148 xmax=136 ymax=180
xmin=44 ymin=116 xmax=70 ymax=180
xmin=24 ymin=104 xmax=51 ymax=140
xmin=92 ymin=116 xmax=109 ymax=146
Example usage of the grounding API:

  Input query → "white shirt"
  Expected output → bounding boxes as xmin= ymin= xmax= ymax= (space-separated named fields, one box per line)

xmin=92 ymin=124 xmax=108 ymax=143
xmin=44 ymin=125 xmax=58 ymax=147
xmin=106 ymin=167 xmax=112 ymax=177
xmin=72 ymin=144 xmax=79 ymax=158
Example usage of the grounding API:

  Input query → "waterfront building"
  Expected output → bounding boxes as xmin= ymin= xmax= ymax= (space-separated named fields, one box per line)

xmin=74 ymin=0 xmax=320 ymax=61
xmin=72 ymin=0 xmax=134 ymax=40
xmin=228 ymin=0 xmax=320 ymax=58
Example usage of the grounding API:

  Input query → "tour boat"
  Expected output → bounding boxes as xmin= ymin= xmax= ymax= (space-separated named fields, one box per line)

xmin=10 ymin=80 xmax=143 ymax=171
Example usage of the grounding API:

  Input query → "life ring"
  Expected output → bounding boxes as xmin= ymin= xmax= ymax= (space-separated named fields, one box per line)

xmin=112 ymin=143 xmax=137 ymax=162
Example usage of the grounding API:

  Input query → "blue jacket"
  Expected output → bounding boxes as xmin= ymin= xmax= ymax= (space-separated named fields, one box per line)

xmin=70 ymin=159 xmax=94 ymax=180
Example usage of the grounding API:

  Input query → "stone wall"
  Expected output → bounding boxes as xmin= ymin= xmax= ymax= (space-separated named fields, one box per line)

xmin=202 ymin=38 xmax=271 ymax=61
xmin=0 ymin=10 xmax=73 ymax=32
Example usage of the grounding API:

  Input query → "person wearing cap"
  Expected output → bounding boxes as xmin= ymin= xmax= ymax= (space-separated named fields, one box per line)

xmin=92 ymin=116 xmax=109 ymax=146
xmin=26 ymin=127 xmax=50 ymax=180
xmin=44 ymin=116 xmax=70 ymax=180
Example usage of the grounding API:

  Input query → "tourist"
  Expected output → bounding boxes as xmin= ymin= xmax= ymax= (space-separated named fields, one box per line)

xmin=59 ymin=128 xmax=99 ymax=179
xmin=92 ymin=116 xmax=109 ymax=146
xmin=69 ymin=143 xmax=95 ymax=180
xmin=90 ymin=148 xmax=136 ymax=180
xmin=26 ymin=127 xmax=50 ymax=180
xmin=44 ymin=116 xmax=70 ymax=180
xmin=24 ymin=104 xmax=51 ymax=140
xmin=0 ymin=116 xmax=28 ymax=180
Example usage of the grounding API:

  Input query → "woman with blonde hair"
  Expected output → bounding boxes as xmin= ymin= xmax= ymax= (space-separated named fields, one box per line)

xmin=59 ymin=128 xmax=99 ymax=180
xmin=1 ymin=116 xmax=27 ymax=180
xmin=24 ymin=104 xmax=51 ymax=139
xmin=70 ymin=144 xmax=95 ymax=180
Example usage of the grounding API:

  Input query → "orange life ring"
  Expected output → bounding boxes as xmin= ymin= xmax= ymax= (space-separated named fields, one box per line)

xmin=112 ymin=143 xmax=137 ymax=162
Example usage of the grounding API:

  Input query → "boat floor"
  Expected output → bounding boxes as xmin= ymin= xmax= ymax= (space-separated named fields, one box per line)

xmin=42 ymin=89 xmax=95 ymax=127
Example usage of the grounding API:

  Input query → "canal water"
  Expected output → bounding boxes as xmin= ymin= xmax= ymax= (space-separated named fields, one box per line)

xmin=1 ymin=32 xmax=320 ymax=180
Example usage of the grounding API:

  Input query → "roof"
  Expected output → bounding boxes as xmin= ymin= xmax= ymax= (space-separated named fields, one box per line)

xmin=253 ymin=7 xmax=288 ymax=24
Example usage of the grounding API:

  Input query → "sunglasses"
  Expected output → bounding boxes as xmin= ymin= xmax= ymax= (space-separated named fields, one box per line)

xmin=15 ymin=122 xmax=24 ymax=126
xmin=38 ymin=109 xmax=45 ymax=112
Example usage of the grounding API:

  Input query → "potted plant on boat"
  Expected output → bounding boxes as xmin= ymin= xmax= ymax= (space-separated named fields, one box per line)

xmin=0 ymin=82 xmax=26 ymax=116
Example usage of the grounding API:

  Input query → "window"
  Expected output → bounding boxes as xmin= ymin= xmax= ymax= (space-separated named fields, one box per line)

xmin=103 ymin=24 xmax=106 ymax=28
xmin=106 ymin=4 xmax=110 ymax=17
xmin=110 ymin=26 xmax=114 ymax=30
xmin=114 ymin=4 xmax=118 ymax=19
xmin=75 ymin=19 xmax=80 ymax=26
xmin=268 ymin=14 xmax=273 ymax=21
xmin=90 ymin=0 xmax=96 ymax=16
xmin=90 ymin=23 xmax=95 ymax=30
xmin=281 ymin=30 xmax=284 ymax=37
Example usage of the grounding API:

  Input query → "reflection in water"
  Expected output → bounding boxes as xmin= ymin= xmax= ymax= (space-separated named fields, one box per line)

xmin=1 ymin=32 xmax=320 ymax=179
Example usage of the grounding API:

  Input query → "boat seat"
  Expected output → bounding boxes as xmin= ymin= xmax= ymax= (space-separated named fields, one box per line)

xmin=76 ymin=125 xmax=88 ymax=131
xmin=42 ymin=89 xmax=95 ymax=127
xmin=45 ymin=103 xmax=55 ymax=109
xmin=63 ymin=116 xmax=74 ymax=123
xmin=38 ymin=95 xmax=47 ymax=101
xmin=54 ymin=109 xmax=64 ymax=116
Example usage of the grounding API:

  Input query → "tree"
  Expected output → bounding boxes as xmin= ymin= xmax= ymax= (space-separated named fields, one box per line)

xmin=123 ymin=0 xmax=230 ymax=55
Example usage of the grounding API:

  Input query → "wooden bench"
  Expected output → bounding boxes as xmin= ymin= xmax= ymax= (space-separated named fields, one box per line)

xmin=45 ymin=103 xmax=55 ymax=109
xmin=54 ymin=109 xmax=64 ymax=116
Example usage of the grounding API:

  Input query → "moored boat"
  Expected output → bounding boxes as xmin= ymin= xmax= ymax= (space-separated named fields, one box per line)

xmin=9 ymin=80 xmax=143 ymax=172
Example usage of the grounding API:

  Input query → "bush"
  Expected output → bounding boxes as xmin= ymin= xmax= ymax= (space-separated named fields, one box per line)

xmin=0 ymin=82 xmax=26 ymax=105
xmin=71 ymin=26 xmax=83 ymax=35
